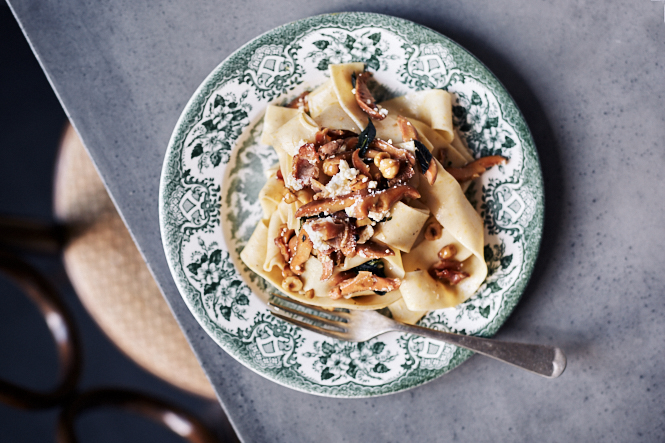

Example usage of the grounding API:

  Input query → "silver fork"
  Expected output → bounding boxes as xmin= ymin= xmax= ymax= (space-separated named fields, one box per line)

xmin=269 ymin=293 xmax=566 ymax=378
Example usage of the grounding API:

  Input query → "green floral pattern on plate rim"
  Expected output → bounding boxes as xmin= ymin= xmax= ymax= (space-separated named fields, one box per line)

xmin=159 ymin=12 xmax=543 ymax=397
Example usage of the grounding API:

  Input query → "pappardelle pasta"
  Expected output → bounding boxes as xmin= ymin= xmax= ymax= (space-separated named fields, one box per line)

xmin=240 ymin=62 xmax=506 ymax=325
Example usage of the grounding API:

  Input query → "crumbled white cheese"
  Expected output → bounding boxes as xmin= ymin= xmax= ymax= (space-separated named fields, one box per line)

xmin=357 ymin=225 xmax=374 ymax=244
xmin=351 ymin=88 xmax=356 ymax=94
xmin=317 ymin=160 xmax=359 ymax=199
xmin=284 ymin=172 xmax=303 ymax=191
xmin=303 ymin=218 xmax=333 ymax=251
xmin=368 ymin=181 xmax=378 ymax=189
xmin=368 ymin=209 xmax=391 ymax=222
xmin=379 ymin=107 xmax=389 ymax=117
xmin=344 ymin=196 xmax=362 ymax=217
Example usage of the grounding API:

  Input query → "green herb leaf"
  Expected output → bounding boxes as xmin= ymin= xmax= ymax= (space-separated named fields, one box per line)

xmin=356 ymin=119 xmax=376 ymax=157
xmin=414 ymin=140 xmax=432 ymax=173
xmin=350 ymin=259 xmax=385 ymax=278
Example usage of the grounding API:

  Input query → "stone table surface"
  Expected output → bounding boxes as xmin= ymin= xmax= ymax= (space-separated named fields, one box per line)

xmin=8 ymin=0 xmax=665 ymax=441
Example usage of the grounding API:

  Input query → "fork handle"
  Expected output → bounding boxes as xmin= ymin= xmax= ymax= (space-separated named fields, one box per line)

xmin=393 ymin=323 xmax=566 ymax=378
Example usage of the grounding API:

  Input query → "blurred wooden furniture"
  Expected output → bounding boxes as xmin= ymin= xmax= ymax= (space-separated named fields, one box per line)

xmin=53 ymin=123 xmax=215 ymax=399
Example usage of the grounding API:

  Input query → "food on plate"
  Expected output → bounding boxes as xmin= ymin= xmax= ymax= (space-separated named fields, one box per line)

xmin=240 ymin=62 xmax=507 ymax=324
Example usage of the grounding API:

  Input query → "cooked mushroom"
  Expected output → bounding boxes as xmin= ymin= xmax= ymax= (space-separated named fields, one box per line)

xmin=292 ymin=143 xmax=320 ymax=188
xmin=445 ymin=155 xmax=508 ymax=182
xmin=325 ymin=220 xmax=357 ymax=257
xmin=429 ymin=259 xmax=469 ymax=285
xmin=354 ymin=71 xmax=387 ymax=120
xmin=344 ymin=185 xmax=421 ymax=220
xmin=274 ymin=224 xmax=294 ymax=263
xmin=307 ymin=218 xmax=345 ymax=241
xmin=318 ymin=249 xmax=335 ymax=281
xmin=397 ymin=115 xmax=419 ymax=142
xmin=352 ymin=149 xmax=372 ymax=177
xmin=295 ymin=189 xmax=369 ymax=218
xmin=423 ymin=160 xmax=438 ymax=185
xmin=290 ymin=228 xmax=313 ymax=275
xmin=315 ymin=128 xmax=357 ymax=146
xmin=414 ymin=140 xmax=437 ymax=186
xmin=286 ymin=91 xmax=310 ymax=113
xmin=329 ymin=271 xmax=401 ymax=299
xmin=371 ymin=139 xmax=416 ymax=166
xmin=356 ymin=241 xmax=395 ymax=259
xmin=297 ymin=184 xmax=420 ymax=220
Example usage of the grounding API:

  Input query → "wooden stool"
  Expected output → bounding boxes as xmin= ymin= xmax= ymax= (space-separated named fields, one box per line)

xmin=54 ymin=124 xmax=215 ymax=399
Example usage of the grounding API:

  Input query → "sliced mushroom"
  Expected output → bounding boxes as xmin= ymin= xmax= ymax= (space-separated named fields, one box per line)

xmin=296 ymin=184 xmax=420 ymax=220
xmin=429 ymin=259 xmax=470 ymax=285
xmin=315 ymin=128 xmax=357 ymax=146
xmin=424 ymin=159 xmax=438 ymax=185
xmin=318 ymin=249 xmax=335 ymax=281
xmin=295 ymin=189 xmax=369 ymax=218
xmin=274 ymin=224 xmax=294 ymax=263
xmin=326 ymin=220 xmax=357 ymax=257
xmin=290 ymin=228 xmax=313 ymax=275
xmin=292 ymin=143 xmax=320 ymax=188
xmin=344 ymin=185 xmax=421 ymax=220
xmin=371 ymin=139 xmax=416 ymax=166
xmin=286 ymin=91 xmax=310 ymax=113
xmin=328 ymin=270 xmax=356 ymax=287
xmin=445 ymin=155 xmax=508 ymax=182
xmin=318 ymin=139 xmax=347 ymax=159
xmin=352 ymin=149 xmax=372 ymax=177
xmin=397 ymin=115 xmax=419 ymax=142
xmin=354 ymin=71 xmax=386 ymax=120
xmin=307 ymin=218 xmax=345 ymax=241
xmin=356 ymin=241 xmax=395 ymax=259
xmin=329 ymin=271 xmax=401 ymax=299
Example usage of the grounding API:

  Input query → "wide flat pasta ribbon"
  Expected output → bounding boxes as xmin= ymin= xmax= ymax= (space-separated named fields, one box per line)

xmin=399 ymin=160 xmax=488 ymax=311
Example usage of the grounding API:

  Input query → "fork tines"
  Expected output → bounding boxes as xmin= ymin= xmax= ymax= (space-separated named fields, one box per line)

xmin=268 ymin=292 xmax=350 ymax=340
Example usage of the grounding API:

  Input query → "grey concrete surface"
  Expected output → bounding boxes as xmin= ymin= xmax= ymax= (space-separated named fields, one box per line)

xmin=7 ymin=0 xmax=664 ymax=441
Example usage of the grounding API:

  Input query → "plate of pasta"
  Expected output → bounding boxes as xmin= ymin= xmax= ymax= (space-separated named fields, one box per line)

xmin=159 ymin=12 xmax=543 ymax=397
